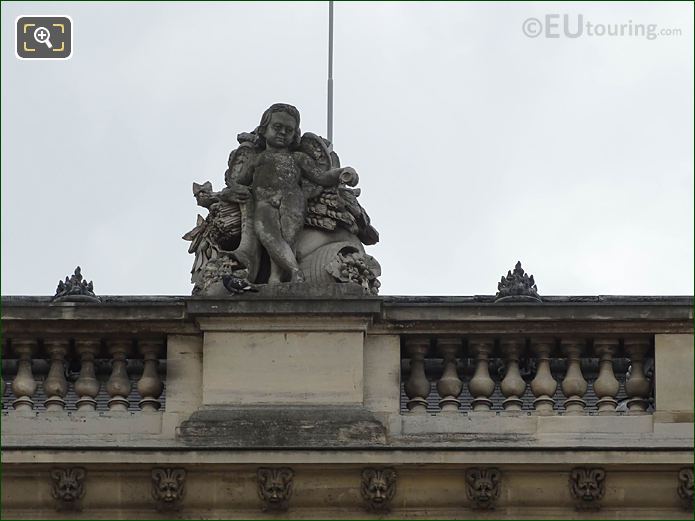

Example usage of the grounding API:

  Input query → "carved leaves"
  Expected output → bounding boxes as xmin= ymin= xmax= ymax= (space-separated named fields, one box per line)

xmin=325 ymin=250 xmax=381 ymax=295
xmin=257 ymin=467 xmax=294 ymax=512
xmin=465 ymin=467 xmax=501 ymax=510
xmin=50 ymin=467 xmax=86 ymax=511
xmin=152 ymin=468 xmax=186 ymax=511
xmin=569 ymin=467 xmax=605 ymax=510
xmin=361 ymin=468 xmax=397 ymax=512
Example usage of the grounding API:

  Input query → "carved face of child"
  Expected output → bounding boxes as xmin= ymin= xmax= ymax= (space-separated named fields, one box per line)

xmin=263 ymin=112 xmax=297 ymax=149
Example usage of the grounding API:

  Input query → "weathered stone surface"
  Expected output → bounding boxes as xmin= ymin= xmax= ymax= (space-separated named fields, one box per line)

xmin=177 ymin=406 xmax=387 ymax=448
xmin=655 ymin=334 xmax=694 ymax=413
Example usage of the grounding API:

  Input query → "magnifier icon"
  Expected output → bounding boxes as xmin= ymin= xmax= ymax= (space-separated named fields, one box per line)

xmin=33 ymin=26 xmax=53 ymax=49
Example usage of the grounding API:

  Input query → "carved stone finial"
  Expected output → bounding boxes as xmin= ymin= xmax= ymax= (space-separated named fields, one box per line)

xmin=569 ymin=467 xmax=605 ymax=510
xmin=360 ymin=468 xmax=397 ymax=512
xmin=152 ymin=468 xmax=186 ymax=511
xmin=678 ymin=467 xmax=694 ymax=511
xmin=50 ymin=467 xmax=86 ymax=511
xmin=494 ymin=261 xmax=541 ymax=303
xmin=465 ymin=467 xmax=501 ymax=510
xmin=52 ymin=266 xmax=100 ymax=303
xmin=257 ymin=467 xmax=294 ymax=512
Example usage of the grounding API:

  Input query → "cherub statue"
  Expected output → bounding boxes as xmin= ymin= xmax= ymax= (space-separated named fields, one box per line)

xmin=184 ymin=103 xmax=380 ymax=295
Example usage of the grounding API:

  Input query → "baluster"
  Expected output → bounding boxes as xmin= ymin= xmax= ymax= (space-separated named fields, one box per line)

xmin=404 ymin=337 xmax=430 ymax=413
xmin=106 ymin=339 xmax=132 ymax=412
xmin=1 ymin=341 xmax=6 ymax=398
xmin=436 ymin=337 xmax=462 ymax=412
xmin=561 ymin=339 xmax=587 ymax=415
xmin=43 ymin=338 xmax=69 ymax=411
xmin=593 ymin=338 xmax=620 ymax=415
xmin=500 ymin=337 xmax=526 ymax=411
xmin=11 ymin=338 xmax=37 ymax=412
xmin=624 ymin=337 xmax=651 ymax=414
xmin=530 ymin=337 xmax=557 ymax=415
xmin=468 ymin=337 xmax=495 ymax=412
xmin=1 ymin=355 xmax=5 ymax=399
xmin=137 ymin=339 xmax=164 ymax=411
xmin=74 ymin=339 xmax=101 ymax=411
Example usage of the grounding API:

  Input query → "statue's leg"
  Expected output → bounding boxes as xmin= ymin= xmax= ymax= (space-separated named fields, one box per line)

xmin=280 ymin=191 xmax=306 ymax=247
xmin=254 ymin=201 xmax=300 ymax=281
xmin=268 ymin=260 xmax=283 ymax=284
xmin=230 ymin=199 xmax=261 ymax=282
xmin=279 ymin=192 xmax=307 ymax=283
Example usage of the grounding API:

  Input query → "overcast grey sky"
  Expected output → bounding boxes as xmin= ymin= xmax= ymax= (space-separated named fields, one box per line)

xmin=2 ymin=2 xmax=693 ymax=296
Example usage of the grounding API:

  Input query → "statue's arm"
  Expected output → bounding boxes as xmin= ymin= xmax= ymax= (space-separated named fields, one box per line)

xmin=295 ymin=152 xmax=359 ymax=187
xmin=222 ymin=145 xmax=256 ymax=202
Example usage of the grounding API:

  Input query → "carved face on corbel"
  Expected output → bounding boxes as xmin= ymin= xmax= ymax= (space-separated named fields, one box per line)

xmin=257 ymin=467 xmax=294 ymax=511
xmin=569 ymin=467 xmax=605 ymax=509
xmin=465 ymin=467 xmax=501 ymax=510
xmin=152 ymin=468 xmax=186 ymax=511
xmin=361 ymin=468 xmax=397 ymax=511
xmin=678 ymin=467 xmax=694 ymax=510
xmin=50 ymin=467 xmax=86 ymax=510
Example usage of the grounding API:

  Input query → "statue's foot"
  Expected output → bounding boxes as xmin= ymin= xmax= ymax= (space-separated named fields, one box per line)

xmin=291 ymin=270 xmax=306 ymax=283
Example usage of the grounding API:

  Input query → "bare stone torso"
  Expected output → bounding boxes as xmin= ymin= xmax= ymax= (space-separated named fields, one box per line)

xmin=252 ymin=150 xmax=303 ymax=205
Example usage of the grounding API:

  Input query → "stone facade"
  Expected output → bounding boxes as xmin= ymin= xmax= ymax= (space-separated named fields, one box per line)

xmin=1 ymin=295 xmax=693 ymax=518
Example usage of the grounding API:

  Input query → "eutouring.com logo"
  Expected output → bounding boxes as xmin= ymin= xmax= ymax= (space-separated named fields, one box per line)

xmin=522 ymin=14 xmax=682 ymax=40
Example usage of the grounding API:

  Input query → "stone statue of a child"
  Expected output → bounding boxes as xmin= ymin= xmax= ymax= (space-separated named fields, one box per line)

xmin=225 ymin=104 xmax=358 ymax=283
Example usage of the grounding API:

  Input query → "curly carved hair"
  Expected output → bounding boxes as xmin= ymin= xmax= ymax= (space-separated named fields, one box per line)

xmin=254 ymin=103 xmax=302 ymax=149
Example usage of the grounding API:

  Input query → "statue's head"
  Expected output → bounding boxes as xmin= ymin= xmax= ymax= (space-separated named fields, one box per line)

xmin=256 ymin=103 xmax=301 ymax=149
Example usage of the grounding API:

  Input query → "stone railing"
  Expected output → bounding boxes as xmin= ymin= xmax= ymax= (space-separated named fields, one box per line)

xmin=1 ymin=337 xmax=166 ymax=413
xmin=0 ymin=295 xmax=691 ymax=519
xmin=400 ymin=335 xmax=654 ymax=416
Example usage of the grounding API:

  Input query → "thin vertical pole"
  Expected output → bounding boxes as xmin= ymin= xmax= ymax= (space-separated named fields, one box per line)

xmin=327 ymin=0 xmax=334 ymax=143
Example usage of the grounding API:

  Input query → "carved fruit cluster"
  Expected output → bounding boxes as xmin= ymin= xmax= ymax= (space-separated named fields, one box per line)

xmin=326 ymin=251 xmax=381 ymax=295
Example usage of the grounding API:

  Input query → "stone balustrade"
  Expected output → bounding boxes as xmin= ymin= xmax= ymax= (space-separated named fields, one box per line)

xmin=1 ymin=337 xmax=166 ymax=413
xmin=401 ymin=335 xmax=654 ymax=415
xmin=0 ymin=296 xmax=691 ymax=519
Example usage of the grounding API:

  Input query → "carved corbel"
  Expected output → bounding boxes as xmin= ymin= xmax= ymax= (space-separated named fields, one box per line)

xmin=152 ymin=467 xmax=186 ymax=511
xmin=569 ymin=467 xmax=605 ymax=510
xmin=257 ymin=467 xmax=294 ymax=512
xmin=360 ymin=467 xmax=397 ymax=512
xmin=465 ymin=467 xmax=501 ymax=510
xmin=678 ymin=467 xmax=694 ymax=511
xmin=50 ymin=467 xmax=86 ymax=511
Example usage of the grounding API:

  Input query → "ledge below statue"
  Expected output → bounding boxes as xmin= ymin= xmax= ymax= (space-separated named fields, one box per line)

xmin=201 ymin=280 xmax=369 ymax=298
